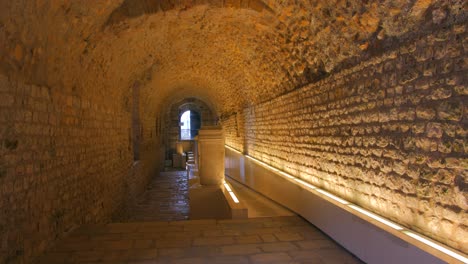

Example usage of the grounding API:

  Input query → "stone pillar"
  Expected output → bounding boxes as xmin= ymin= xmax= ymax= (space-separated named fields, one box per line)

xmin=197 ymin=126 xmax=224 ymax=186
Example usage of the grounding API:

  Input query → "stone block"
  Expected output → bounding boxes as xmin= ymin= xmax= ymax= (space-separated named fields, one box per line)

xmin=197 ymin=126 xmax=225 ymax=186
xmin=189 ymin=185 xmax=230 ymax=219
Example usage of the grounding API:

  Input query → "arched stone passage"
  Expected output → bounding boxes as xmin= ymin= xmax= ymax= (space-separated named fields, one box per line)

xmin=0 ymin=0 xmax=467 ymax=262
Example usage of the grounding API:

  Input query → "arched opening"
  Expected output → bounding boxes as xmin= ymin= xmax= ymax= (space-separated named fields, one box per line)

xmin=179 ymin=110 xmax=201 ymax=140
xmin=162 ymin=97 xmax=217 ymax=165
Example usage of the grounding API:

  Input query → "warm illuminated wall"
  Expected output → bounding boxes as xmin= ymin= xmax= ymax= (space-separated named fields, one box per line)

xmin=0 ymin=76 xmax=163 ymax=263
xmin=0 ymin=0 xmax=466 ymax=262
xmin=224 ymin=23 xmax=467 ymax=252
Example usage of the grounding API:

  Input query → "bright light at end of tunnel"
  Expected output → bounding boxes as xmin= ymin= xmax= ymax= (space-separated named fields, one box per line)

xmin=228 ymin=191 xmax=240 ymax=203
xmin=224 ymin=183 xmax=232 ymax=192
xmin=348 ymin=205 xmax=403 ymax=230
xmin=403 ymin=231 xmax=468 ymax=263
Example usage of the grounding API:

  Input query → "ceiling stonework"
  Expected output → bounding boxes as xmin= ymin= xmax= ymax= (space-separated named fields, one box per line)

xmin=0 ymin=0 xmax=465 ymax=115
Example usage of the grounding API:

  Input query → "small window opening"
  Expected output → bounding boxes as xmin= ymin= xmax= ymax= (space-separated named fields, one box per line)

xmin=180 ymin=110 xmax=200 ymax=140
xmin=180 ymin=110 xmax=191 ymax=140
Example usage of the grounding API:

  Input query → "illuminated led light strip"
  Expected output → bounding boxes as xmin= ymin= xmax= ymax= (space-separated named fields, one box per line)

xmin=278 ymin=171 xmax=295 ymax=179
xmin=226 ymin=145 xmax=468 ymax=262
xmin=316 ymin=189 xmax=349 ymax=205
xmin=223 ymin=183 xmax=232 ymax=192
xmin=245 ymin=155 xmax=279 ymax=172
xmin=223 ymin=182 xmax=239 ymax=203
xmin=294 ymin=178 xmax=317 ymax=189
xmin=228 ymin=191 xmax=240 ymax=203
xmin=348 ymin=205 xmax=403 ymax=230
xmin=245 ymin=154 xmax=297 ymax=180
xmin=225 ymin=145 xmax=242 ymax=154
xmin=242 ymin=150 xmax=402 ymax=228
xmin=403 ymin=231 xmax=468 ymax=263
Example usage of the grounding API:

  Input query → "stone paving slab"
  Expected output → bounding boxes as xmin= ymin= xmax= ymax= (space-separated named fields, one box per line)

xmin=39 ymin=171 xmax=361 ymax=264
xmin=122 ymin=171 xmax=189 ymax=222
xmin=38 ymin=216 xmax=363 ymax=264
xmin=37 ymin=171 xmax=363 ymax=263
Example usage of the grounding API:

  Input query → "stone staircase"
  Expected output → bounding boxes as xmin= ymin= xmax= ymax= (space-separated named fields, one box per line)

xmin=36 ymin=169 xmax=362 ymax=264
xmin=186 ymin=151 xmax=198 ymax=185
xmin=37 ymin=216 xmax=362 ymax=264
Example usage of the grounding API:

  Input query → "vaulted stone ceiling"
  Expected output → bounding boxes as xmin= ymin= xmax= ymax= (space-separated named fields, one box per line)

xmin=0 ymin=0 xmax=465 ymax=115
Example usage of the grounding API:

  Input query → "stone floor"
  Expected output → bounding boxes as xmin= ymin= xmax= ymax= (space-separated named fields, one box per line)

xmin=126 ymin=170 xmax=189 ymax=222
xmin=38 ymin=217 xmax=363 ymax=264
xmin=37 ymin=170 xmax=364 ymax=264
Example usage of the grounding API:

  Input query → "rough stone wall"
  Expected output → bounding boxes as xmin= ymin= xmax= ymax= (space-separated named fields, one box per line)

xmin=3 ymin=1 xmax=464 ymax=117
xmin=0 ymin=0 xmax=466 ymax=260
xmin=0 ymin=75 xmax=162 ymax=263
xmin=223 ymin=23 xmax=467 ymax=252
xmin=106 ymin=0 xmax=271 ymax=25
xmin=113 ymin=85 xmax=164 ymax=222
xmin=223 ymin=112 xmax=246 ymax=151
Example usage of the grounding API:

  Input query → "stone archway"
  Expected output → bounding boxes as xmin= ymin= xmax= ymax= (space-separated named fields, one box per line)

xmin=179 ymin=109 xmax=201 ymax=140
xmin=164 ymin=98 xmax=217 ymax=160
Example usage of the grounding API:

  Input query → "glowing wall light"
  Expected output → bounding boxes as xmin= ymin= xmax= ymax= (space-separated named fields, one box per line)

xmin=226 ymin=145 xmax=242 ymax=154
xmin=348 ymin=205 xmax=403 ymax=230
xmin=246 ymin=155 xmax=278 ymax=171
xmin=224 ymin=182 xmax=239 ymax=203
xmin=294 ymin=178 xmax=317 ymax=189
xmin=316 ymin=189 xmax=349 ymax=205
xmin=244 ymin=154 xmax=299 ymax=181
xmin=278 ymin=171 xmax=295 ymax=179
xmin=223 ymin=183 xmax=232 ymax=192
xmin=226 ymin=145 xmax=468 ymax=262
xmin=228 ymin=191 xmax=240 ymax=203
xmin=403 ymin=231 xmax=468 ymax=263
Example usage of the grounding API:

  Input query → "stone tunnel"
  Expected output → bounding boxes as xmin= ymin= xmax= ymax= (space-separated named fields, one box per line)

xmin=0 ymin=0 xmax=467 ymax=263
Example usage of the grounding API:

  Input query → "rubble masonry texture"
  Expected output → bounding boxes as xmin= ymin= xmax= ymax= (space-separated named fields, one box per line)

xmin=224 ymin=23 xmax=467 ymax=253
xmin=0 ymin=0 xmax=466 ymax=262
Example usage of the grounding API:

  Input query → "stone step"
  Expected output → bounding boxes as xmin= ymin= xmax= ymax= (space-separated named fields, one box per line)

xmin=37 ymin=216 xmax=363 ymax=264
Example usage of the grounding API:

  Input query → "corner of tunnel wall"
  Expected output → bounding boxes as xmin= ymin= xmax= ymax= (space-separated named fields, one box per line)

xmin=0 ymin=73 xmax=164 ymax=263
xmin=222 ymin=22 xmax=468 ymax=253
xmin=113 ymin=112 xmax=165 ymax=221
